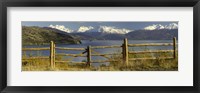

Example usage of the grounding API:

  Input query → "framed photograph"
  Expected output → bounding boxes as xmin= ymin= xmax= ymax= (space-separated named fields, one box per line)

xmin=0 ymin=0 xmax=199 ymax=93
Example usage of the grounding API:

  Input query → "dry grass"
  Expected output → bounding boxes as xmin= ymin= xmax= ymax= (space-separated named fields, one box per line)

xmin=22 ymin=49 xmax=178 ymax=71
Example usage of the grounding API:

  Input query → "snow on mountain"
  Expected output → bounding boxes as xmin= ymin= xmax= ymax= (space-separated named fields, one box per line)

xmin=144 ymin=23 xmax=178 ymax=30
xmin=165 ymin=23 xmax=178 ymax=29
xmin=48 ymin=25 xmax=133 ymax=34
xmin=49 ymin=25 xmax=73 ymax=33
xmin=77 ymin=26 xmax=94 ymax=33
xmin=98 ymin=26 xmax=133 ymax=34
xmin=144 ymin=24 xmax=165 ymax=30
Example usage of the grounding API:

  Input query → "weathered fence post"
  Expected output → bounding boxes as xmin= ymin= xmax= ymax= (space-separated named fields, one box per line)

xmin=122 ymin=38 xmax=129 ymax=65
xmin=53 ymin=43 xmax=56 ymax=68
xmin=50 ymin=41 xmax=55 ymax=69
xmin=87 ymin=45 xmax=91 ymax=66
xmin=173 ymin=37 xmax=177 ymax=59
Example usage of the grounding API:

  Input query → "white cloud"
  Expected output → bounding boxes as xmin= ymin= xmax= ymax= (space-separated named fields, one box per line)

xmin=98 ymin=26 xmax=133 ymax=34
xmin=144 ymin=23 xmax=178 ymax=30
xmin=77 ymin=26 xmax=94 ymax=33
xmin=49 ymin=24 xmax=73 ymax=33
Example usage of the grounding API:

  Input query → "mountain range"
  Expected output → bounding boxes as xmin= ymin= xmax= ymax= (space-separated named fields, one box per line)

xmin=46 ymin=23 xmax=178 ymax=40
xmin=48 ymin=23 xmax=178 ymax=34
xmin=22 ymin=23 xmax=178 ymax=45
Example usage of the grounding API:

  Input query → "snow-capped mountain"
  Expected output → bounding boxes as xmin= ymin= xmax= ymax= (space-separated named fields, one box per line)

xmin=44 ymin=23 xmax=178 ymax=40
xmin=48 ymin=23 xmax=177 ymax=34
xmin=49 ymin=25 xmax=74 ymax=33
xmin=144 ymin=23 xmax=178 ymax=30
xmin=165 ymin=23 xmax=178 ymax=29
xmin=77 ymin=26 xmax=94 ymax=33
xmin=48 ymin=25 xmax=133 ymax=34
xmin=144 ymin=24 xmax=165 ymax=30
xmin=98 ymin=26 xmax=133 ymax=34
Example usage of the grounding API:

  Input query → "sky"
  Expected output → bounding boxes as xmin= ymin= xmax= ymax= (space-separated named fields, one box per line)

xmin=21 ymin=21 xmax=178 ymax=31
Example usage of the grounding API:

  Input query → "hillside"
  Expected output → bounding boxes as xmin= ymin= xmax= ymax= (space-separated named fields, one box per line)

xmin=126 ymin=29 xmax=178 ymax=40
xmin=22 ymin=26 xmax=81 ymax=45
xmin=26 ymin=26 xmax=178 ymax=41
xmin=70 ymin=29 xmax=178 ymax=40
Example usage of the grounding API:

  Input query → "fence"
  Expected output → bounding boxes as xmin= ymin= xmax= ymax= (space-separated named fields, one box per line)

xmin=22 ymin=37 xmax=177 ymax=69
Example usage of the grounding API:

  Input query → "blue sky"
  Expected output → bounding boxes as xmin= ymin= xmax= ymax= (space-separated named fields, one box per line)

xmin=22 ymin=21 xmax=178 ymax=30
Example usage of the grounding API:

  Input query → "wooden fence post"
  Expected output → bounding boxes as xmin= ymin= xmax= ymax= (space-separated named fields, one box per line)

xmin=122 ymin=38 xmax=129 ymax=65
xmin=173 ymin=37 xmax=177 ymax=59
xmin=50 ymin=41 xmax=55 ymax=69
xmin=87 ymin=45 xmax=91 ymax=66
xmin=53 ymin=43 xmax=56 ymax=68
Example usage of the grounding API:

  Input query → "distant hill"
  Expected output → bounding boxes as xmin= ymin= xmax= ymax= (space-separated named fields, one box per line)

xmin=70 ymin=29 xmax=178 ymax=40
xmin=72 ymin=32 xmax=126 ymax=40
xmin=101 ymin=34 xmax=125 ymax=40
xmin=22 ymin=26 xmax=81 ymax=45
xmin=126 ymin=29 xmax=178 ymax=40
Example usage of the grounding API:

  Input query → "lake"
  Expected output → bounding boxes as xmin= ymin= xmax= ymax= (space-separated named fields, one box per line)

xmin=23 ymin=40 xmax=175 ymax=66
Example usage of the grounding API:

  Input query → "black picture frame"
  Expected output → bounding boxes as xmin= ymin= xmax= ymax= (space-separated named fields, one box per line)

xmin=0 ymin=0 xmax=199 ymax=93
